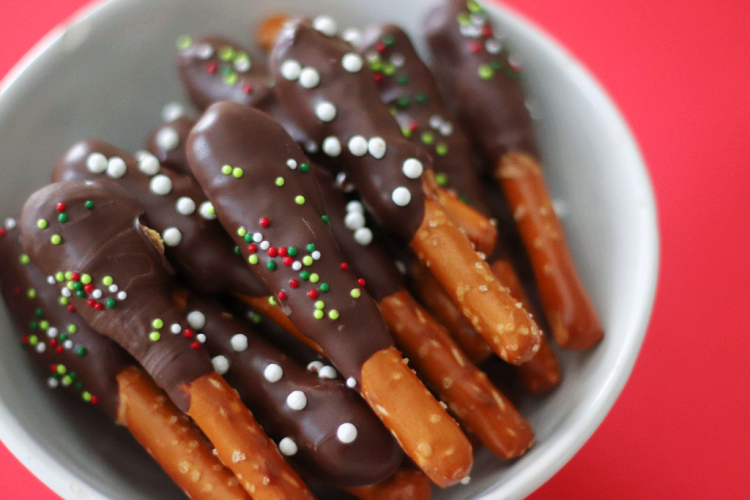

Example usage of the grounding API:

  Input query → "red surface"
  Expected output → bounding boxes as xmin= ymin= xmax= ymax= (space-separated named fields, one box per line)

xmin=1 ymin=0 xmax=749 ymax=498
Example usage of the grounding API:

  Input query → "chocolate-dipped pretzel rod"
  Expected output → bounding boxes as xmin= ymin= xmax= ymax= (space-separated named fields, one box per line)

xmin=0 ymin=221 xmax=250 ymax=500
xmin=314 ymin=166 xmax=533 ymax=459
xmin=187 ymin=101 xmax=472 ymax=487
xmin=269 ymin=19 xmax=541 ymax=365
xmin=146 ymin=115 xmax=197 ymax=178
xmin=346 ymin=469 xmax=431 ymax=500
xmin=20 ymin=181 xmax=314 ymax=500
xmin=173 ymin=288 xmax=403 ymax=488
xmin=424 ymin=0 xmax=603 ymax=349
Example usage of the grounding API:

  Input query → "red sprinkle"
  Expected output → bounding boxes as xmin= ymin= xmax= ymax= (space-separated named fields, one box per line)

xmin=340 ymin=262 xmax=349 ymax=271
xmin=0 ymin=228 xmax=6 ymax=237
xmin=289 ymin=279 xmax=299 ymax=289
xmin=283 ymin=256 xmax=293 ymax=266
xmin=375 ymin=41 xmax=386 ymax=52
xmin=242 ymin=83 xmax=253 ymax=94
xmin=482 ymin=25 xmax=492 ymax=37
xmin=56 ymin=346 xmax=64 ymax=354
xmin=94 ymin=303 xmax=103 ymax=311
xmin=373 ymin=72 xmax=384 ymax=83
xmin=277 ymin=291 xmax=287 ymax=300
xmin=205 ymin=61 xmax=217 ymax=74
xmin=259 ymin=217 xmax=270 ymax=228
xmin=21 ymin=336 xmax=28 ymax=345
xmin=409 ymin=121 xmax=419 ymax=132
xmin=247 ymin=243 xmax=257 ymax=253
xmin=90 ymin=396 xmax=99 ymax=405
xmin=87 ymin=299 xmax=96 ymax=307
xmin=468 ymin=41 xmax=481 ymax=53
xmin=357 ymin=278 xmax=366 ymax=286
xmin=83 ymin=284 xmax=94 ymax=293
xmin=56 ymin=203 xmax=66 ymax=212
xmin=49 ymin=365 xmax=57 ymax=372
xmin=50 ymin=339 xmax=58 ymax=347
xmin=12 ymin=287 xmax=20 ymax=295
xmin=184 ymin=329 xmax=194 ymax=338
xmin=278 ymin=247 xmax=288 ymax=257
xmin=191 ymin=341 xmax=200 ymax=350
xmin=268 ymin=247 xmax=278 ymax=258
xmin=71 ymin=272 xmax=80 ymax=282
xmin=307 ymin=289 xmax=319 ymax=299
xmin=67 ymin=305 xmax=76 ymax=313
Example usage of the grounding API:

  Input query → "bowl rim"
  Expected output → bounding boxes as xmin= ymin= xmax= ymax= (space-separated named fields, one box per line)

xmin=0 ymin=1 xmax=659 ymax=499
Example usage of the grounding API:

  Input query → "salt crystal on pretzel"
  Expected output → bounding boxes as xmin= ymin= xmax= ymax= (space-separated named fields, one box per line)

xmin=186 ymin=101 xmax=472 ymax=487
xmin=424 ymin=0 xmax=603 ymax=349
xmin=20 ymin=180 xmax=314 ymax=500
xmin=0 ymin=221 xmax=250 ymax=500
xmin=346 ymin=469 xmax=432 ymax=500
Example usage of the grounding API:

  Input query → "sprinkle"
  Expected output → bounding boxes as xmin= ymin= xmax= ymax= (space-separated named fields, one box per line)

xmin=195 ymin=43 xmax=214 ymax=59
xmin=196 ymin=333 xmax=206 ymax=344
xmin=162 ymin=102 xmax=185 ymax=122
xmin=342 ymin=27 xmax=362 ymax=46
xmin=307 ymin=289 xmax=318 ymax=299
xmin=234 ymin=52 xmax=251 ymax=72
xmin=315 ymin=101 xmax=337 ymax=122
xmin=139 ymin=153 xmax=163 ymax=177
xmin=149 ymin=332 xmax=161 ymax=342
xmin=350 ymin=289 xmax=361 ymax=298
xmin=354 ymin=228 xmax=373 ymax=246
xmin=84 ymin=200 xmax=95 ymax=210
xmin=299 ymin=67 xmax=321 ymax=88
xmin=187 ymin=310 xmax=206 ymax=330
xmin=357 ymin=278 xmax=366 ymax=286
xmin=287 ymin=390 xmax=307 ymax=410
xmin=440 ymin=122 xmax=454 ymax=136
xmin=486 ymin=38 xmax=501 ymax=54
xmin=346 ymin=201 xmax=364 ymax=214
xmin=86 ymin=153 xmax=107 ymax=173
xmin=176 ymin=197 xmax=196 ymax=215
xmin=150 ymin=175 xmax=173 ymax=195
xmin=253 ymin=232 xmax=263 ymax=243
xmin=346 ymin=377 xmax=356 ymax=388
xmin=314 ymin=300 xmax=325 ymax=310
xmin=231 ymin=334 xmax=248 ymax=352
xmin=47 ymin=327 xmax=58 ymax=338
xmin=106 ymin=298 xmax=116 ymax=308
xmin=415 ymin=92 xmax=428 ymax=104
xmin=436 ymin=143 xmax=448 ymax=156
xmin=232 ymin=167 xmax=244 ymax=178
xmin=342 ymin=52 xmax=363 ymax=72
xmin=76 ymin=347 xmax=87 ymax=357
xmin=391 ymin=53 xmax=406 ymax=67
xmin=221 ymin=165 xmax=233 ymax=175
xmin=435 ymin=172 xmax=448 ymax=186
xmin=402 ymin=158 xmax=423 ymax=178
xmin=37 ymin=219 xmax=48 ymax=229
xmin=368 ymin=137 xmax=387 ymax=159
xmin=61 ymin=288 xmax=71 ymax=298
xmin=421 ymin=131 xmax=434 ymax=145
xmin=328 ymin=310 xmax=339 ymax=320
xmin=292 ymin=261 xmax=302 ymax=271
xmin=50 ymin=235 xmax=62 ymax=245
xmin=117 ymin=291 xmax=127 ymax=300
xmin=295 ymin=195 xmax=305 ymax=205
xmin=47 ymin=276 xmax=56 ymax=285
xmin=48 ymin=378 xmax=59 ymax=388
xmin=108 ymin=284 xmax=118 ymax=293
xmin=152 ymin=318 xmax=164 ymax=329
xmin=105 ymin=157 xmax=127 ymax=178
xmin=313 ymin=15 xmax=337 ymax=36
xmin=218 ymin=45 xmax=235 ymax=61
xmin=212 ymin=355 xmax=230 ymax=375
xmin=392 ymin=187 xmax=412 ymax=206
xmin=343 ymin=212 xmax=364 ymax=231
xmin=156 ymin=127 xmax=180 ymax=152
xmin=286 ymin=159 xmax=297 ymax=169
xmin=259 ymin=217 xmax=270 ymax=228
xmin=278 ymin=438 xmax=297 ymax=456
xmin=304 ymin=140 xmax=318 ymax=153
xmin=289 ymin=279 xmax=299 ymax=288
xmin=308 ymin=361 xmax=324 ymax=372
xmin=396 ymin=75 xmax=409 ymax=85
xmin=263 ymin=364 xmax=283 ymax=382
xmin=275 ymin=177 xmax=285 ymax=187
xmin=300 ymin=163 xmax=310 ymax=172
xmin=302 ymin=256 xmax=313 ymax=266
xmin=337 ymin=423 xmax=357 ymax=443
xmin=307 ymin=243 xmax=316 ymax=252
xmin=321 ymin=215 xmax=329 ymax=223
xmin=288 ymin=246 xmax=298 ymax=257
xmin=280 ymin=60 xmax=302 ymax=80
xmin=340 ymin=262 xmax=349 ymax=270
xmin=91 ymin=289 xmax=102 ymax=299
xmin=322 ymin=136 xmax=342 ymax=156
xmin=176 ymin=35 xmax=193 ymax=50
xmin=347 ymin=135 xmax=368 ymax=156
xmin=478 ymin=64 xmax=494 ymax=79
xmin=199 ymin=201 xmax=216 ymax=219
xmin=313 ymin=310 xmax=324 ymax=319
xmin=162 ymin=227 xmax=182 ymax=247
xmin=461 ymin=477 xmax=471 ymax=485
xmin=310 ymin=273 xmax=320 ymax=283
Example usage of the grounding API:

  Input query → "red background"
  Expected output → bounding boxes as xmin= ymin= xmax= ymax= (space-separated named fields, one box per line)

xmin=1 ymin=0 xmax=749 ymax=498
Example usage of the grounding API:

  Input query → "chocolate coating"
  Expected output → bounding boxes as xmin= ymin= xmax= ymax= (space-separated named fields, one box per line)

xmin=270 ymin=20 xmax=428 ymax=242
xmin=424 ymin=0 xmax=539 ymax=163
xmin=53 ymin=140 xmax=268 ymax=298
xmin=187 ymin=101 xmax=393 ymax=385
xmin=20 ymin=180 xmax=213 ymax=411
xmin=146 ymin=117 xmax=197 ymax=178
xmin=183 ymin=292 xmax=402 ymax=487
xmin=0 ymin=222 xmax=131 ymax=419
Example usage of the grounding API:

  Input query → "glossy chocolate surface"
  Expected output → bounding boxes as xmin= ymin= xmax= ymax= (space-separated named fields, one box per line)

xmin=187 ymin=102 xmax=393 ymax=384
xmin=145 ymin=117 xmax=197 ymax=178
xmin=20 ymin=180 xmax=213 ymax=411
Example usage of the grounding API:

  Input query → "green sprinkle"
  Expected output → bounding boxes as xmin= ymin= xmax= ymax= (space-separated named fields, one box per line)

xmin=350 ymin=288 xmax=361 ymax=298
xmin=152 ymin=319 xmax=163 ymax=329
xmin=76 ymin=290 xmax=85 ymax=298
xmin=223 ymin=71 xmax=238 ymax=86
xmin=328 ymin=310 xmax=339 ymax=320
xmin=39 ymin=321 xmax=49 ymax=330
xmin=244 ymin=234 xmax=252 ymax=243
xmin=268 ymin=296 xmax=277 ymax=306
xmin=67 ymin=324 xmax=77 ymax=334
xmin=300 ymin=271 xmax=310 ymax=280
xmin=415 ymin=92 xmax=428 ymax=104
xmin=176 ymin=35 xmax=193 ymax=50
xmin=421 ymin=131 xmax=434 ymax=145
xmin=59 ymin=334 xmax=68 ymax=342
xmin=237 ymin=227 xmax=247 ymax=237
xmin=149 ymin=332 xmax=161 ymax=342
xmin=19 ymin=254 xmax=30 ymax=265
xmin=302 ymin=256 xmax=313 ymax=266
xmin=29 ymin=321 xmax=38 ymax=330
xmin=82 ymin=392 xmax=92 ymax=402
xmin=306 ymin=244 xmax=315 ymax=252
xmin=435 ymin=143 xmax=448 ymax=156
xmin=490 ymin=59 xmax=503 ymax=71
xmin=58 ymin=213 xmax=68 ymax=223
xmin=218 ymin=46 xmax=235 ymax=61
xmin=102 ymin=276 xmax=113 ymax=286
xmin=221 ymin=165 xmax=233 ymax=175
xmin=382 ymin=34 xmax=395 ymax=46
xmin=401 ymin=127 xmax=412 ymax=138
xmin=34 ymin=308 xmax=44 ymax=317
xmin=63 ymin=375 xmax=72 ymax=385
xmin=234 ymin=246 xmax=240 ymax=254
xmin=389 ymin=106 xmax=398 ymax=116
xmin=81 ymin=274 xmax=91 ymax=285
xmin=299 ymin=163 xmax=310 ymax=173
xmin=250 ymin=313 xmax=261 ymax=324
xmin=397 ymin=96 xmax=410 ymax=108
xmin=275 ymin=177 xmax=285 ymax=187
xmin=249 ymin=255 xmax=259 ymax=265
xmin=478 ymin=64 xmax=494 ymax=80
xmin=294 ymin=195 xmax=305 ymax=205
xmin=84 ymin=200 xmax=94 ymax=210
xmin=232 ymin=167 xmax=243 ymax=178
xmin=65 ymin=272 xmax=73 ymax=280
xmin=383 ymin=63 xmax=396 ymax=76
xmin=267 ymin=261 xmax=277 ymax=271
xmin=59 ymin=297 xmax=68 ymax=306
xmin=288 ymin=247 xmax=298 ymax=257
xmin=75 ymin=382 xmax=84 ymax=391
xmin=51 ymin=235 xmax=61 ymax=245
xmin=310 ymin=273 xmax=319 ymax=283
xmin=73 ymin=281 xmax=83 ymax=291
xmin=396 ymin=75 xmax=409 ymax=85
xmin=29 ymin=335 xmax=38 ymax=346
xmin=76 ymin=347 xmax=87 ymax=357
xmin=106 ymin=298 xmax=116 ymax=309
xmin=457 ymin=12 xmax=471 ymax=25
xmin=313 ymin=310 xmax=324 ymax=320
xmin=37 ymin=219 xmax=47 ymax=229
xmin=314 ymin=300 xmax=325 ymax=310
xmin=67 ymin=281 xmax=75 ymax=290
xmin=57 ymin=365 xmax=66 ymax=375
xmin=27 ymin=289 xmax=36 ymax=299
xmin=320 ymin=283 xmax=330 ymax=292
xmin=467 ymin=0 xmax=482 ymax=12
xmin=369 ymin=60 xmax=383 ymax=71
xmin=459 ymin=195 xmax=471 ymax=204
xmin=321 ymin=215 xmax=329 ymax=223
xmin=207 ymin=205 xmax=215 ymax=215
xmin=55 ymin=272 xmax=64 ymax=282
xmin=69 ymin=372 xmax=77 ymax=380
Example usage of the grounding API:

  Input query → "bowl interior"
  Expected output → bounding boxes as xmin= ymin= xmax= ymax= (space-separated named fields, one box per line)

xmin=0 ymin=0 xmax=657 ymax=499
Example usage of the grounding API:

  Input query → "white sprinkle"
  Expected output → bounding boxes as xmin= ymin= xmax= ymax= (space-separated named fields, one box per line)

xmin=286 ymin=391 xmax=307 ymax=410
xmin=156 ymin=127 xmax=179 ymax=152
xmin=199 ymin=201 xmax=216 ymax=220
xmin=440 ymin=122 xmax=454 ymax=136
xmin=106 ymin=157 xmax=127 ymax=178
xmin=292 ymin=261 xmax=302 ymax=271
xmin=263 ymin=364 xmax=283 ymax=382
xmin=46 ymin=276 xmax=55 ymax=285
xmin=346 ymin=200 xmax=364 ymax=214
xmin=176 ymin=197 xmax=196 ymax=215
xmin=461 ymin=477 xmax=471 ymax=485
xmin=341 ymin=52 xmax=363 ymax=72
xmin=196 ymin=333 xmax=206 ymax=343
xmin=187 ymin=310 xmax=206 ymax=330
xmin=48 ymin=378 xmax=59 ymax=388
xmin=337 ymin=423 xmax=357 ymax=443
xmin=86 ymin=152 xmax=107 ymax=173
xmin=318 ymin=366 xmax=336 ymax=379
xmin=322 ymin=136 xmax=342 ymax=156
xmin=460 ymin=23 xmax=482 ymax=38
xmin=61 ymin=376 xmax=71 ymax=387
xmin=4 ymin=218 xmax=17 ymax=229
xmin=252 ymin=232 xmax=263 ymax=243
xmin=162 ymin=227 xmax=182 ymax=247
xmin=313 ymin=15 xmax=337 ymax=36
xmin=390 ymin=53 xmax=405 ymax=67
xmin=315 ymin=101 xmax=337 ymax=122
xmin=47 ymin=327 xmax=58 ymax=338
xmin=117 ymin=291 xmax=127 ymax=300
xmin=108 ymin=284 xmax=118 ymax=293
xmin=341 ymin=27 xmax=363 ymax=47
xmin=138 ymin=154 xmax=160 ymax=176
xmin=429 ymin=115 xmax=443 ymax=129
xmin=162 ymin=102 xmax=185 ymax=122
xmin=286 ymin=159 xmax=297 ymax=170
xmin=234 ymin=56 xmax=251 ymax=72
xmin=230 ymin=334 xmax=248 ymax=352
xmin=304 ymin=140 xmax=318 ymax=153
xmin=395 ymin=260 xmax=407 ymax=274
xmin=170 ymin=323 xmax=182 ymax=334
xmin=354 ymin=227 xmax=373 ymax=246
xmin=61 ymin=288 xmax=71 ymax=297
xmin=486 ymin=38 xmax=501 ymax=54
xmin=150 ymin=175 xmax=173 ymax=195
xmin=365 ymin=51 xmax=379 ymax=63
xmin=344 ymin=211 xmax=365 ymax=231
xmin=280 ymin=60 xmax=302 ymax=81
xmin=91 ymin=289 xmax=102 ymax=299
xmin=367 ymin=137 xmax=387 ymax=159
xmin=402 ymin=158 xmax=423 ymax=179
xmin=312 ymin=250 xmax=321 ymax=260
xmin=299 ymin=67 xmax=321 ymax=89
xmin=347 ymin=135 xmax=368 ymax=156
xmin=36 ymin=343 xmax=46 ymax=353
xmin=346 ymin=377 xmax=356 ymax=388
xmin=260 ymin=241 xmax=270 ymax=251
xmin=307 ymin=361 xmax=324 ymax=372
xmin=195 ymin=43 xmax=214 ymax=59
xmin=278 ymin=438 xmax=298 ymax=456
xmin=63 ymin=340 xmax=73 ymax=350
xmin=212 ymin=355 xmax=230 ymax=375
xmin=392 ymin=187 xmax=412 ymax=206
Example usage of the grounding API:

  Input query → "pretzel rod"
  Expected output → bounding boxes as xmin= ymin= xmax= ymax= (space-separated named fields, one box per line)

xmin=424 ymin=0 xmax=603 ymax=349
xmin=435 ymin=187 xmax=496 ymax=255
xmin=146 ymin=115 xmax=198 ymax=178
xmin=187 ymin=102 xmax=472 ymax=487
xmin=20 ymin=181 xmax=314 ymax=500
xmin=0 ymin=223 xmax=250 ymax=500
xmin=346 ymin=469 xmax=432 ymax=500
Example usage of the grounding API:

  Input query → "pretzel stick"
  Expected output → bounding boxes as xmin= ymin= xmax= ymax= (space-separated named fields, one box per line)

xmin=346 ymin=469 xmax=432 ymax=500
xmin=435 ymin=187 xmax=496 ymax=255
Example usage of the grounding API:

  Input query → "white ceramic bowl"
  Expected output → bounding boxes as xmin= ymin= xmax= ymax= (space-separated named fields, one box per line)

xmin=0 ymin=0 xmax=658 ymax=499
